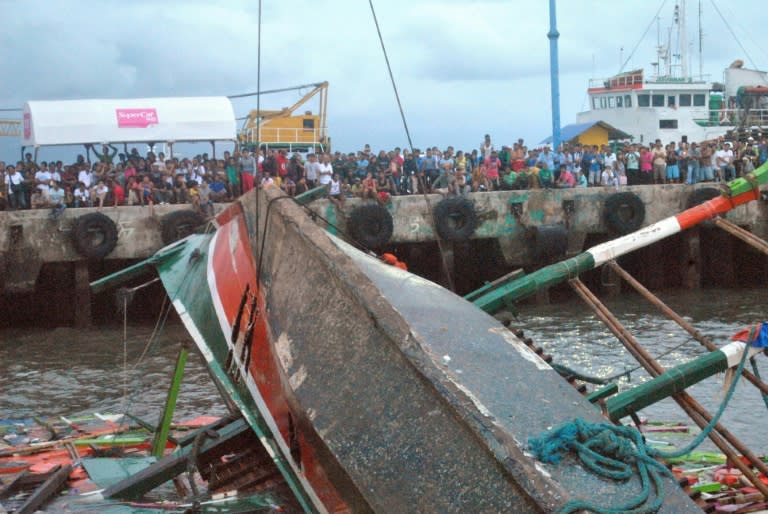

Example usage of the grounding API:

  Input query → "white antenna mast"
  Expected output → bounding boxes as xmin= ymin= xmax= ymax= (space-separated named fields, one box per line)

xmin=679 ymin=0 xmax=688 ymax=78
xmin=698 ymin=0 xmax=703 ymax=80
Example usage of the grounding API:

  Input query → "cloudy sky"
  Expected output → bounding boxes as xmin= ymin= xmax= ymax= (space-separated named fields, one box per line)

xmin=1 ymin=0 xmax=767 ymax=162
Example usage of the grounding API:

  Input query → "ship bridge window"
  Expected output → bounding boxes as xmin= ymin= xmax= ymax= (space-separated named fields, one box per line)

xmin=616 ymin=96 xmax=623 ymax=108
xmin=652 ymin=94 xmax=664 ymax=107
xmin=592 ymin=97 xmax=598 ymax=109
xmin=600 ymin=97 xmax=607 ymax=109
xmin=667 ymin=95 xmax=676 ymax=107
xmin=608 ymin=97 xmax=616 ymax=108
xmin=303 ymin=118 xmax=315 ymax=130
xmin=680 ymin=94 xmax=692 ymax=107
xmin=659 ymin=119 xmax=678 ymax=129
xmin=625 ymin=94 xmax=632 ymax=107
xmin=638 ymin=94 xmax=650 ymax=107
xmin=693 ymin=94 xmax=706 ymax=106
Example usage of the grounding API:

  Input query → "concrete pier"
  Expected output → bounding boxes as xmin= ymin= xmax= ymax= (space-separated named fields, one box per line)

xmin=2 ymin=183 xmax=767 ymax=327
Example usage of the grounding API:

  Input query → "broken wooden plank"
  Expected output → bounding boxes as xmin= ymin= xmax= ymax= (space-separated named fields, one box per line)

xmin=102 ymin=418 xmax=249 ymax=500
xmin=15 ymin=464 xmax=71 ymax=514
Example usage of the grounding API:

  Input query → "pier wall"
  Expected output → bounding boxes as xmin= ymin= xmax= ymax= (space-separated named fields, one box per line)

xmin=2 ymin=184 xmax=767 ymax=327
xmin=312 ymin=184 xmax=768 ymax=267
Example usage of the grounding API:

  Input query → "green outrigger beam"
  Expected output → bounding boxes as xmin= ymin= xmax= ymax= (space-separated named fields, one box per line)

xmin=151 ymin=343 xmax=189 ymax=458
xmin=469 ymin=162 xmax=768 ymax=314
xmin=294 ymin=184 xmax=330 ymax=205
xmin=605 ymin=341 xmax=762 ymax=421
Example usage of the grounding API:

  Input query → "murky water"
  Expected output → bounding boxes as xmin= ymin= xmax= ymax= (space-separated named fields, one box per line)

xmin=517 ymin=287 xmax=768 ymax=452
xmin=1 ymin=287 xmax=767 ymax=456
xmin=0 ymin=323 xmax=227 ymax=424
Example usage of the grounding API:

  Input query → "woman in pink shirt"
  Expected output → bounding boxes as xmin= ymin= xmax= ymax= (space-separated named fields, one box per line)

xmin=639 ymin=147 xmax=653 ymax=185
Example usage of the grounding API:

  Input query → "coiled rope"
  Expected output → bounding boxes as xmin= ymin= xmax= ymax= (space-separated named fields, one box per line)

xmin=529 ymin=327 xmax=756 ymax=514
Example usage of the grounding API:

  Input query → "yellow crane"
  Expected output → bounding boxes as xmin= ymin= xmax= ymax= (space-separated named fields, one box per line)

xmin=0 ymin=119 xmax=21 ymax=137
xmin=236 ymin=81 xmax=329 ymax=152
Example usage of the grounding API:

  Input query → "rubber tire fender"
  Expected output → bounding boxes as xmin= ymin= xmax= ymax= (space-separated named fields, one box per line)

xmin=72 ymin=212 xmax=119 ymax=259
xmin=348 ymin=204 xmax=394 ymax=249
xmin=604 ymin=192 xmax=645 ymax=234
xmin=433 ymin=197 xmax=478 ymax=241
xmin=161 ymin=210 xmax=205 ymax=246
xmin=686 ymin=187 xmax=721 ymax=209
xmin=527 ymin=224 xmax=568 ymax=261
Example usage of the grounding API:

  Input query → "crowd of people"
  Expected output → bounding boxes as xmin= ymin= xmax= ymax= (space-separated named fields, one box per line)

xmin=1 ymin=133 xmax=767 ymax=216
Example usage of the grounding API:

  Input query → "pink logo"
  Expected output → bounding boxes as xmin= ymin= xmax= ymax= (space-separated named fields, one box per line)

xmin=116 ymin=108 xmax=158 ymax=128
xmin=23 ymin=112 xmax=31 ymax=139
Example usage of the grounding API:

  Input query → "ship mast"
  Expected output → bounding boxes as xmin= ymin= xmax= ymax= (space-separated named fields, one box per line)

xmin=679 ymin=0 xmax=688 ymax=79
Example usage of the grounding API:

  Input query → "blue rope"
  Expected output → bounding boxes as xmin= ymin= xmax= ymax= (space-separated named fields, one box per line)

xmin=529 ymin=329 xmax=757 ymax=514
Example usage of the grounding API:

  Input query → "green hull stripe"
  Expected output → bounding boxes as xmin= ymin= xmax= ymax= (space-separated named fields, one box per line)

xmin=156 ymin=233 xmax=320 ymax=513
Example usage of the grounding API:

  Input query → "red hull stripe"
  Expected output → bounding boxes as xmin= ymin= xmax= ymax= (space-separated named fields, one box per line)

xmin=207 ymin=215 xmax=344 ymax=512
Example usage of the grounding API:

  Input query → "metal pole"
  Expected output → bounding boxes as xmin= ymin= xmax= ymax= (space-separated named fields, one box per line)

xmin=548 ymin=0 xmax=561 ymax=152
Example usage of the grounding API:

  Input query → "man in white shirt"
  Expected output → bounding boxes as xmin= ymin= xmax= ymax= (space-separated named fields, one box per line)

xmin=317 ymin=153 xmax=333 ymax=186
xmin=78 ymin=165 xmax=93 ymax=189
xmin=35 ymin=163 xmax=53 ymax=193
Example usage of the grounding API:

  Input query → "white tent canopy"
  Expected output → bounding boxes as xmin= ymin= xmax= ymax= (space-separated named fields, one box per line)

xmin=22 ymin=96 xmax=236 ymax=147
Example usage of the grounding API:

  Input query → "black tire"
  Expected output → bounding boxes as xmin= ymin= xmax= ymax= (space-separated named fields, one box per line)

xmin=686 ymin=187 xmax=721 ymax=209
xmin=433 ymin=197 xmax=478 ymax=241
xmin=161 ymin=210 xmax=205 ymax=245
xmin=348 ymin=205 xmax=394 ymax=248
xmin=604 ymin=192 xmax=645 ymax=234
xmin=527 ymin=224 xmax=568 ymax=261
xmin=72 ymin=212 xmax=119 ymax=259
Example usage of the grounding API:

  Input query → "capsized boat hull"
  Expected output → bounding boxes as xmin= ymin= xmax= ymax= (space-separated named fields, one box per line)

xmin=157 ymin=187 xmax=698 ymax=512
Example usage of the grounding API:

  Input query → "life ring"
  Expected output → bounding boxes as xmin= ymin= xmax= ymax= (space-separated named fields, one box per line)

xmin=686 ymin=187 xmax=721 ymax=209
xmin=433 ymin=197 xmax=478 ymax=241
xmin=348 ymin=205 xmax=394 ymax=248
xmin=160 ymin=210 xmax=205 ymax=245
xmin=527 ymin=224 xmax=568 ymax=261
xmin=604 ymin=192 xmax=645 ymax=234
xmin=72 ymin=212 xmax=119 ymax=259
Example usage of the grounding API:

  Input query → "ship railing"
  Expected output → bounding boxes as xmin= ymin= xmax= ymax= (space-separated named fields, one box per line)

xmin=694 ymin=108 xmax=768 ymax=127
xmin=238 ymin=126 xmax=329 ymax=146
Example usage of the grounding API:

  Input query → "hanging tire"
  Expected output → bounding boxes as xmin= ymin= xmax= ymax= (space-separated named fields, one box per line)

xmin=348 ymin=205 xmax=394 ymax=248
xmin=161 ymin=210 xmax=205 ymax=245
xmin=527 ymin=224 xmax=568 ymax=261
xmin=686 ymin=187 xmax=721 ymax=209
xmin=433 ymin=197 xmax=478 ymax=241
xmin=604 ymin=192 xmax=645 ymax=234
xmin=72 ymin=212 xmax=119 ymax=259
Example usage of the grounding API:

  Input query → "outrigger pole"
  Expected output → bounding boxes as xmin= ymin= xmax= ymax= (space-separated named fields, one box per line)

xmin=471 ymin=160 xmax=768 ymax=313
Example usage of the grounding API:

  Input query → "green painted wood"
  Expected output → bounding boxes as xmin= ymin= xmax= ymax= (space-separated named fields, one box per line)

xmin=473 ymin=252 xmax=595 ymax=313
xmin=151 ymin=345 xmax=188 ymax=458
xmin=605 ymin=350 xmax=727 ymax=422
xmin=586 ymin=383 xmax=618 ymax=404
xmin=726 ymin=160 xmax=768 ymax=197
xmin=294 ymin=184 xmax=329 ymax=205
xmin=89 ymin=241 xmax=186 ymax=295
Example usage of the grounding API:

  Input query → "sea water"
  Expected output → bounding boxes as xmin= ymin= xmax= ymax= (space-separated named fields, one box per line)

xmin=1 ymin=287 xmax=767 ymax=453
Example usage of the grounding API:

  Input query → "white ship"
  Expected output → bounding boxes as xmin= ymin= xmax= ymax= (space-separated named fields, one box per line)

xmin=576 ymin=0 xmax=768 ymax=145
